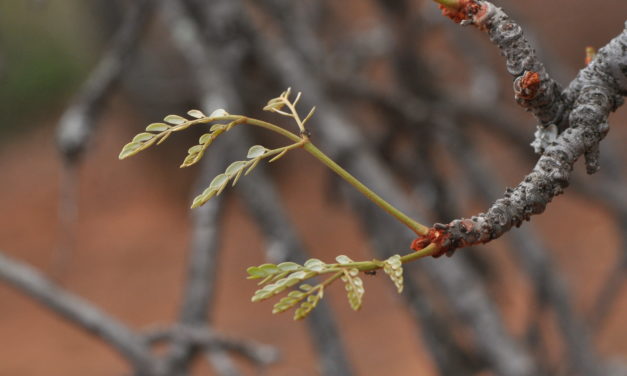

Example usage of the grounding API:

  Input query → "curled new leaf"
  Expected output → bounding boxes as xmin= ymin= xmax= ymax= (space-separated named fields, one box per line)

xmin=342 ymin=269 xmax=365 ymax=311
xmin=199 ymin=133 xmax=213 ymax=145
xmin=264 ymin=98 xmax=287 ymax=112
xmin=294 ymin=292 xmax=322 ymax=320
xmin=190 ymin=187 xmax=217 ymax=208
xmin=383 ymin=255 xmax=404 ymax=293
xmin=181 ymin=144 xmax=208 ymax=167
xmin=119 ymin=142 xmax=142 ymax=159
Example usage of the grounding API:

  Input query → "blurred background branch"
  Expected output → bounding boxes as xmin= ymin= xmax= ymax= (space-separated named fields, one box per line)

xmin=0 ymin=0 xmax=626 ymax=375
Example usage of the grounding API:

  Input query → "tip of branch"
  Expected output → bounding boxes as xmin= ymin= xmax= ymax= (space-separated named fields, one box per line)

xmin=433 ymin=0 xmax=485 ymax=24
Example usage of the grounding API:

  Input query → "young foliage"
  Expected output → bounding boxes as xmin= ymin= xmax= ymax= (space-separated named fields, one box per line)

xmin=119 ymin=89 xmax=439 ymax=321
xmin=247 ymin=254 xmax=405 ymax=320
xmin=119 ymin=90 xmax=315 ymax=209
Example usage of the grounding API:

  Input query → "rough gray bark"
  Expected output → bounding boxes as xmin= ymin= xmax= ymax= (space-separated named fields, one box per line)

xmin=476 ymin=2 xmax=566 ymax=129
xmin=241 ymin=4 xmax=541 ymax=373
xmin=431 ymin=20 xmax=627 ymax=255
xmin=440 ymin=120 xmax=603 ymax=376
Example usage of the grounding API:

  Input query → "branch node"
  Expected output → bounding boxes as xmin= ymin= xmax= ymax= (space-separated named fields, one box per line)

xmin=410 ymin=225 xmax=454 ymax=258
xmin=514 ymin=71 xmax=541 ymax=100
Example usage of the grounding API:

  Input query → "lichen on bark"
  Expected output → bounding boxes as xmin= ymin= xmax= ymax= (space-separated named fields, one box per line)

xmin=417 ymin=6 xmax=627 ymax=257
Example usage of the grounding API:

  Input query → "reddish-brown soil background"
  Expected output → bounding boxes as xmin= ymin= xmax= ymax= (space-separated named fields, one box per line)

xmin=1 ymin=1 xmax=627 ymax=375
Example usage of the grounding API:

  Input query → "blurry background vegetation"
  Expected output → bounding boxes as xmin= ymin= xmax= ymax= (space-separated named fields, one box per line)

xmin=0 ymin=1 xmax=101 ymax=136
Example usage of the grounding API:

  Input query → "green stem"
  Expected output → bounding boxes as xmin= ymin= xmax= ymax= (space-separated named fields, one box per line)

xmin=303 ymin=143 xmax=429 ymax=236
xmin=323 ymin=271 xmax=344 ymax=288
xmin=400 ymin=243 xmax=439 ymax=263
xmin=327 ymin=243 xmax=440 ymax=272
xmin=242 ymin=117 xmax=302 ymax=143
xmin=158 ymin=114 xmax=428 ymax=236
xmin=174 ymin=115 xmax=302 ymax=143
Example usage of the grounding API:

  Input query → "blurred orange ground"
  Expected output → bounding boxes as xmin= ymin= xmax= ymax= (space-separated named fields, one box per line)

xmin=1 ymin=1 xmax=627 ymax=375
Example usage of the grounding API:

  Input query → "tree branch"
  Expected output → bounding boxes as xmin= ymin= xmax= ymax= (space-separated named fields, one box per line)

xmin=436 ymin=0 xmax=566 ymax=135
xmin=427 ymin=25 xmax=627 ymax=256
xmin=0 ymin=251 xmax=158 ymax=374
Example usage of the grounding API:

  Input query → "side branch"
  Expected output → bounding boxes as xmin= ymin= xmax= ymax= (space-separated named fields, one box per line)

xmin=436 ymin=0 xmax=566 ymax=144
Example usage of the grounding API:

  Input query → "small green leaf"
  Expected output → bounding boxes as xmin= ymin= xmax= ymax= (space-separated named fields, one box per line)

xmin=303 ymin=258 xmax=326 ymax=272
xmin=383 ymin=255 xmax=404 ymax=293
xmin=210 ymin=124 xmax=226 ymax=132
xmin=294 ymin=292 xmax=321 ymax=320
xmin=304 ymin=259 xmax=324 ymax=268
xmin=277 ymin=262 xmax=300 ymax=272
xmin=209 ymin=174 xmax=229 ymax=190
xmin=247 ymin=266 xmax=267 ymax=279
xmin=146 ymin=123 xmax=170 ymax=132
xmin=263 ymin=98 xmax=286 ymax=112
xmin=343 ymin=270 xmax=364 ymax=311
xmin=273 ymin=296 xmax=298 ymax=314
xmin=258 ymin=263 xmax=280 ymax=275
xmin=132 ymin=132 xmax=154 ymax=143
xmin=225 ymin=161 xmax=247 ymax=177
xmin=287 ymin=270 xmax=312 ymax=281
xmin=247 ymin=145 xmax=268 ymax=158
xmin=190 ymin=189 xmax=216 ymax=208
xmin=188 ymin=145 xmax=203 ymax=155
xmin=119 ymin=142 xmax=141 ymax=159
xmin=199 ymin=133 xmax=213 ymax=145
xmin=335 ymin=255 xmax=353 ymax=264
xmin=251 ymin=289 xmax=273 ymax=302
xmin=271 ymin=271 xmax=290 ymax=282
xmin=164 ymin=114 xmax=187 ymax=125
xmin=288 ymin=291 xmax=304 ymax=299
xmin=209 ymin=108 xmax=229 ymax=118
xmin=187 ymin=109 xmax=206 ymax=119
